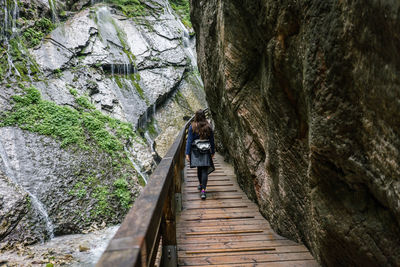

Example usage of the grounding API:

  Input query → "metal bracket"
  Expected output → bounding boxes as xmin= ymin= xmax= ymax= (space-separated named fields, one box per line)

xmin=175 ymin=193 xmax=182 ymax=212
xmin=161 ymin=245 xmax=177 ymax=267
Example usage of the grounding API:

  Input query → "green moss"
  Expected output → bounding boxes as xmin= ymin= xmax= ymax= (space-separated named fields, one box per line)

xmin=76 ymin=96 xmax=95 ymax=110
xmin=69 ymin=182 xmax=87 ymax=198
xmin=26 ymin=195 xmax=32 ymax=210
xmin=0 ymin=87 xmax=139 ymax=159
xmin=22 ymin=18 xmax=55 ymax=48
xmin=0 ymin=37 xmax=42 ymax=82
xmin=169 ymin=0 xmax=192 ymax=29
xmin=110 ymin=20 xmax=136 ymax=63
xmin=106 ymin=0 xmax=147 ymax=17
xmin=69 ymin=88 xmax=78 ymax=96
xmin=113 ymin=178 xmax=132 ymax=210
xmin=114 ymin=75 xmax=124 ymax=88
xmin=134 ymin=81 xmax=146 ymax=101
xmin=92 ymin=186 xmax=112 ymax=217
xmin=147 ymin=118 xmax=157 ymax=136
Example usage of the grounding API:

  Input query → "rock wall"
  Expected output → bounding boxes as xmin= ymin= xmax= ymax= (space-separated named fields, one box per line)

xmin=0 ymin=0 xmax=207 ymax=247
xmin=191 ymin=0 xmax=400 ymax=266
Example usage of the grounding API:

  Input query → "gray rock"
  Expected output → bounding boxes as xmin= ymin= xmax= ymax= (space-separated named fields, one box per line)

xmin=0 ymin=126 xmax=144 ymax=242
xmin=32 ymin=9 xmax=97 ymax=71
xmin=191 ymin=0 xmax=400 ymax=266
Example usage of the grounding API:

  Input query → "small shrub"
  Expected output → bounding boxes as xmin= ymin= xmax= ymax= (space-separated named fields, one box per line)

xmin=92 ymin=186 xmax=112 ymax=217
xmin=113 ymin=178 xmax=132 ymax=210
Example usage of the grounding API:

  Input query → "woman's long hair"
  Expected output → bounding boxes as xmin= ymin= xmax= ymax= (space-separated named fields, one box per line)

xmin=192 ymin=109 xmax=211 ymax=139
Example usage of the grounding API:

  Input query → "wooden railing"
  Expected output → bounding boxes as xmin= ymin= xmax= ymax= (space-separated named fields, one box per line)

xmin=96 ymin=109 xmax=208 ymax=267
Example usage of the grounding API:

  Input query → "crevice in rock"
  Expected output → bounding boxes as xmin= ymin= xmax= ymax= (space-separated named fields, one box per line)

xmin=136 ymin=67 xmax=190 ymax=129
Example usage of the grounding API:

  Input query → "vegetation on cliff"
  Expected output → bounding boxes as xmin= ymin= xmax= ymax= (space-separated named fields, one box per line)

xmin=106 ymin=0 xmax=147 ymax=17
xmin=0 ymin=86 xmax=143 ymax=159
xmin=169 ymin=0 xmax=191 ymax=28
xmin=22 ymin=18 xmax=55 ymax=48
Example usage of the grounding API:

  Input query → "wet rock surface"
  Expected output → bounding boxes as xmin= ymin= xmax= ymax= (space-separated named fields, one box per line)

xmin=0 ymin=225 xmax=119 ymax=266
xmin=191 ymin=0 xmax=400 ymax=266
xmin=0 ymin=126 xmax=142 ymax=245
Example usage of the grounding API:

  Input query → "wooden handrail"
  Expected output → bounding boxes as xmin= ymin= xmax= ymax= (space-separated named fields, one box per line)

xmin=96 ymin=108 xmax=209 ymax=267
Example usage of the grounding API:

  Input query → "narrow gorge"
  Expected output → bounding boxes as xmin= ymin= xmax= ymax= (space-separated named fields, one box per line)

xmin=1 ymin=0 xmax=400 ymax=266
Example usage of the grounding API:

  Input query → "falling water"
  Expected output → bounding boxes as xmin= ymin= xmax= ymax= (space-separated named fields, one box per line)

xmin=125 ymin=149 xmax=148 ymax=184
xmin=163 ymin=0 xmax=203 ymax=87
xmin=91 ymin=0 xmax=104 ymax=5
xmin=144 ymin=131 xmax=155 ymax=153
xmin=1 ymin=0 xmax=19 ymax=38
xmin=11 ymin=0 xmax=18 ymax=33
xmin=1 ymin=0 xmax=21 ymax=79
xmin=0 ymin=139 xmax=55 ymax=240
xmin=3 ymin=1 xmax=8 ymax=37
xmin=48 ymin=0 xmax=59 ymax=23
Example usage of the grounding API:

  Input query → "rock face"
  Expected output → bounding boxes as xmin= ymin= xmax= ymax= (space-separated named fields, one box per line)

xmin=0 ymin=0 xmax=207 ymax=246
xmin=191 ymin=1 xmax=400 ymax=266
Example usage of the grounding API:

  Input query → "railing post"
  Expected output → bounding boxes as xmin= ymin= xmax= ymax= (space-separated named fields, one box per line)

xmin=175 ymin=142 xmax=185 ymax=212
xmin=161 ymin=172 xmax=177 ymax=267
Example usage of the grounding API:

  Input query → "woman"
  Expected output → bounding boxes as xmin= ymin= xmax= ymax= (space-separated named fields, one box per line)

xmin=185 ymin=110 xmax=215 ymax=200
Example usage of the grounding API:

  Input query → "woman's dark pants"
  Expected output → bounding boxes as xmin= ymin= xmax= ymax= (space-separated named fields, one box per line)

xmin=197 ymin=167 xmax=208 ymax=190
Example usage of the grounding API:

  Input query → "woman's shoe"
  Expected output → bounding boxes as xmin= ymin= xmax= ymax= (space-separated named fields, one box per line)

xmin=201 ymin=190 xmax=206 ymax=200
xmin=198 ymin=184 xmax=202 ymax=191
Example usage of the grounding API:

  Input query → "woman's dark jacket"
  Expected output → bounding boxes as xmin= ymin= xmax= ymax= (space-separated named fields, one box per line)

xmin=185 ymin=125 xmax=215 ymax=170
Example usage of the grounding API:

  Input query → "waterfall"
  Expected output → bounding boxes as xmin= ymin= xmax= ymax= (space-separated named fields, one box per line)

xmin=1 ymin=0 xmax=21 ymax=80
xmin=0 ymin=139 xmax=55 ymax=241
xmin=3 ymin=0 xmax=8 ymax=37
xmin=163 ymin=0 xmax=204 ymax=87
xmin=11 ymin=0 xmax=18 ymax=34
xmin=0 ymin=0 xmax=19 ymax=39
xmin=125 ymin=149 xmax=148 ymax=185
xmin=144 ymin=131 xmax=157 ymax=153
xmin=48 ymin=0 xmax=59 ymax=23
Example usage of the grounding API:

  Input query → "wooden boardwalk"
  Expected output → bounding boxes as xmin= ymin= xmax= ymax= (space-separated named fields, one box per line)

xmin=177 ymin=154 xmax=318 ymax=267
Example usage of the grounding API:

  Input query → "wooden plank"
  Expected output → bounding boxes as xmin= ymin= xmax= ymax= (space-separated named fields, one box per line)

xmin=184 ymin=189 xmax=239 ymax=194
xmin=178 ymin=221 xmax=269 ymax=229
xmin=185 ymin=229 xmax=264 ymax=236
xmin=178 ymin=237 xmax=286 ymax=246
xmin=178 ymin=252 xmax=315 ymax=266
xmin=182 ymin=260 xmax=319 ymax=267
xmin=184 ymin=204 xmax=248 ymax=210
xmin=185 ymin=247 xmax=276 ymax=254
xmin=178 ymin=239 xmax=299 ymax=251
xmin=180 ymin=207 xmax=260 ymax=215
xmin=177 ymin=234 xmax=286 ymax=244
xmin=185 ymin=183 xmax=234 ymax=187
xmin=181 ymin=214 xmax=262 ymax=221
xmin=184 ymin=196 xmax=243 ymax=201
xmin=178 ymin=245 xmax=309 ymax=257
xmin=185 ymin=179 xmax=232 ymax=183
xmin=177 ymin=224 xmax=272 ymax=232
xmin=177 ymin=219 xmax=271 ymax=228
xmin=180 ymin=210 xmax=262 ymax=219
xmin=185 ymin=185 xmax=240 ymax=191
xmin=183 ymin=199 xmax=254 ymax=205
